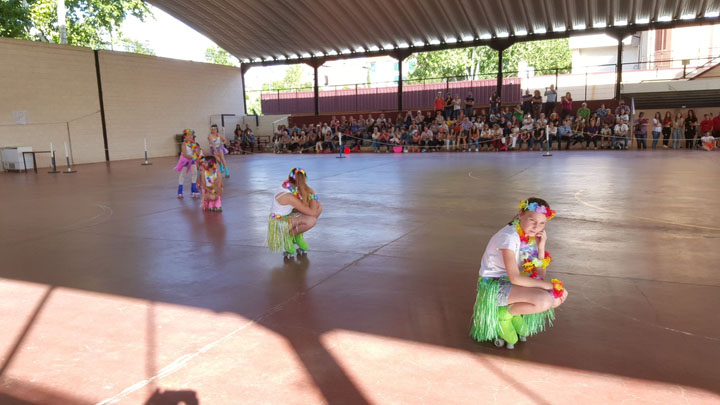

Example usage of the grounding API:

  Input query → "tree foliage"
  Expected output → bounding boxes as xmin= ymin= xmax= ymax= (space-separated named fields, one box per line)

xmin=204 ymin=45 xmax=238 ymax=66
xmin=408 ymin=39 xmax=572 ymax=82
xmin=261 ymin=65 xmax=313 ymax=92
xmin=0 ymin=0 xmax=151 ymax=49
xmin=116 ymin=37 xmax=154 ymax=55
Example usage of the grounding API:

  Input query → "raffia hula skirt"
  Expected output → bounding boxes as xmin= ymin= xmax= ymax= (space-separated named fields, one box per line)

xmin=470 ymin=277 xmax=555 ymax=343
xmin=267 ymin=212 xmax=299 ymax=252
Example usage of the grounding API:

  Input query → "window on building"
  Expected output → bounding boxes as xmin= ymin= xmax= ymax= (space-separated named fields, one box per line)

xmin=654 ymin=29 xmax=672 ymax=67
xmin=394 ymin=62 xmax=399 ymax=71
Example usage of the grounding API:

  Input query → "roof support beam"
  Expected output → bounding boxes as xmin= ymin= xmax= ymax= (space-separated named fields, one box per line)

xmin=489 ymin=40 xmax=515 ymax=99
xmin=390 ymin=50 xmax=413 ymax=112
xmin=305 ymin=58 xmax=326 ymax=116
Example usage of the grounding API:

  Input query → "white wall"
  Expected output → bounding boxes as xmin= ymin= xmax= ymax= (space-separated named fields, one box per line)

xmin=0 ymin=38 xmax=104 ymax=166
xmin=98 ymin=50 xmax=244 ymax=160
xmin=0 ymin=37 xmax=245 ymax=167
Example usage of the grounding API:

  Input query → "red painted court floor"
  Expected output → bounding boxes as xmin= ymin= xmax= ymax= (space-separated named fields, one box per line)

xmin=0 ymin=151 xmax=718 ymax=404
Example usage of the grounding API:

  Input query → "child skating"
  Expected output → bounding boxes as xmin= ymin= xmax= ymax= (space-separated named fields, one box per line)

xmin=470 ymin=198 xmax=568 ymax=349
xmin=174 ymin=129 xmax=203 ymax=199
xmin=199 ymin=156 xmax=224 ymax=212
xmin=267 ymin=168 xmax=322 ymax=260
xmin=208 ymin=124 xmax=230 ymax=178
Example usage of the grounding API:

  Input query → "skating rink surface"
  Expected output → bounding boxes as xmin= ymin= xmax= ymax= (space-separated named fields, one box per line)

xmin=0 ymin=150 xmax=718 ymax=404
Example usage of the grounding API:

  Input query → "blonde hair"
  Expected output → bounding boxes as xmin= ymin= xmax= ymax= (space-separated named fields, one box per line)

xmin=291 ymin=171 xmax=314 ymax=207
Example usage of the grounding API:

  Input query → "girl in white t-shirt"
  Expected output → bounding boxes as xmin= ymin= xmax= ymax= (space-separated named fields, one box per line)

xmin=268 ymin=168 xmax=323 ymax=259
xmin=470 ymin=198 xmax=568 ymax=349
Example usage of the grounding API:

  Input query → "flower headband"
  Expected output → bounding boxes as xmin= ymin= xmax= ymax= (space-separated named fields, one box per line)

xmin=183 ymin=129 xmax=196 ymax=135
xmin=519 ymin=199 xmax=556 ymax=220
xmin=289 ymin=168 xmax=307 ymax=180
xmin=210 ymin=124 xmax=218 ymax=129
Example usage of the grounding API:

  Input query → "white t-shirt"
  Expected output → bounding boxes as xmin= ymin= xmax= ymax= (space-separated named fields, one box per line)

xmin=479 ymin=225 xmax=520 ymax=278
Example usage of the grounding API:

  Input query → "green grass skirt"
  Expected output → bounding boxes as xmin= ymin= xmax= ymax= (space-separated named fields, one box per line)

xmin=470 ymin=277 xmax=555 ymax=342
xmin=267 ymin=215 xmax=294 ymax=252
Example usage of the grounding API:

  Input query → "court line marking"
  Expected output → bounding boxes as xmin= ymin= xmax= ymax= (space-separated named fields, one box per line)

xmin=574 ymin=190 xmax=720 ymax=232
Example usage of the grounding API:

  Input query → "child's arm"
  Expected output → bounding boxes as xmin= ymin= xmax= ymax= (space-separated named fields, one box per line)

xmin=277 ymin=194 xmax=320 ymax=216
xmin=501 ymin=249 xmax=553 ymax=289
xmin=215 ymin=176 xmax=224 ymax=196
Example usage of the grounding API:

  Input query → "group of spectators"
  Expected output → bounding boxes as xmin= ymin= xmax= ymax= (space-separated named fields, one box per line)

xmin=268 ymin=87 xmax=720 ymax=154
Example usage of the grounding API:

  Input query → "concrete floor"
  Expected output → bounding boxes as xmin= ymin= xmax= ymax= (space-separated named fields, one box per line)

xmin=0 ymin=150 xmax=718 ymax=404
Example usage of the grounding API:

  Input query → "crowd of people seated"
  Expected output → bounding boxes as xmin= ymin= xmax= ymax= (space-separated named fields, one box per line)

xmin=268 ymin=89 xmax=720 ymax=154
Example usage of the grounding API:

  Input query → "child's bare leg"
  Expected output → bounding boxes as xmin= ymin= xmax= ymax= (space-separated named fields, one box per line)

xmin=289 ymin=215 xmax=317 ymax=235
xmin=506 ymin=286 xmax=555 ymax=315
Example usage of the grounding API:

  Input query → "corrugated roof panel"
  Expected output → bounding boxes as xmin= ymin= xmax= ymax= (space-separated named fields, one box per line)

xmin=147 ymin=0 xmax=719 ymax=62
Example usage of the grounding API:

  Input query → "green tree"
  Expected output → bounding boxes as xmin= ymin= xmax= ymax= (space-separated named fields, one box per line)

xmin=204 ymin=45 xmax=238 ymax=66
xmin=0 ymin=0 xmax=151 ymax=48
xmin=261 ymin=64 xmax=313 ymax=92
xmin=408 ymin=39 xmax=572 ymax=82
xmin=115 ymin=37 xmax=155 ymax=55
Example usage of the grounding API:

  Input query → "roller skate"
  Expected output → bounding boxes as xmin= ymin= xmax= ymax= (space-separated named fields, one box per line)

xmin=512 ymin=315 xmax=530 ymax=342
xmin=177 ymin=185 xmax=184 ymax=199
xmin=283 ymin=239 xmax=297 ymax=261
xmin=190 ymin=183 xmax=201 ymax=198
xmin=492 ymin=306 xmax=519 ymax=349
xmin=293 ymin=233 xmax=309 ymax=255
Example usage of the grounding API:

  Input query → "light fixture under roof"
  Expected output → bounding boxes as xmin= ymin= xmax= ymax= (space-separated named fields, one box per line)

xmin=328 ymin=50 xmax=338 ymax=55
xmin=288 ymin=54 xmax=298 ymax=59
xmin=680 ymin=13 xmax=696 ymax=20
xmin=497 ymin=32 xmax=509 ymax=37
xmin=340 ymin=49 xmax=351 ymax=54
xmin=253 ymin=57 xmax=262 ymax=62
xmin=462 ymin=35 xmax=474 ymax=41
xmin=277 ymin=55 xmax=286 ymax=60
xmin=534 ymin=28 xmax=547 ymax=34
xmin=429 ymin=38 xmax=441 ymax=45
xmin=480 ymin=33 xmax=492 ymax=39
xmin=706 ymin=11 xmax=720 ymax=17
xmin=314 ymin=51 xmax=324 ymax=57
xmin=382 ymin=43 xmax=394 ymax=50
xmin=445 ymin=37 xmax=457 ymax=43
xmin=515 ymin=30 xmax=528 ymax=36
xmin=398 ymin=42 xmax=410 ymax=48
xmin=355 ymin=46 xmax=365 ymax=52
xmin=552 ymin=26 xmax=566 ymax=32
xmin=657 ymin=15 xmax=672 ymax=22
xmin=573 ymin=24 xmax=586 ymax=30
xmin=635 ymin=18 xmax=650 ymax=24
xmin=368 ymin=45 xmax=379 ymax=51
xmin=593 ymin=21 xmax=607 ymax=28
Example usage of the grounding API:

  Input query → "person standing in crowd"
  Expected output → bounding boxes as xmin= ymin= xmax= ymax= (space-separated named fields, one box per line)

xmin=651 ymin=112 xmax=663 ymax=149
xmin=444 ymin=92 xmax=454 ymax=120
xmin=464 ymin=92 xmax=475 ymax=118
xmin=635 ymin=112 xmax=648 ymax=150
xmin=560 ymin=92 xmax=573 ymax=120
xmin=671 ymin=112 xmax=685 ymax=149
xmin=522 ymin=90 xmax=533 ymax=115
xmin=684 ymin=110 xmax=698 ymax=149
xmin=544 ymin=84 xmax=557 ymax=117
xmin=453 ymin=94 xmax=462 ymax=119
xmin=531 ymin=90 xmax=543 ymax=119
xmin=434 ymin=92 xmax=445 ymax=117
xmin=700 ymin=113 xmax=714 ymax=148
xmin=489 ymin=92 xmax=501 ymax=115
xmin=662 ymin=111 xmax=672 ymax=148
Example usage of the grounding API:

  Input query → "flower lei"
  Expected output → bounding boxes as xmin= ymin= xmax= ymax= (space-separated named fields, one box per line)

xmin=205 ymin=165 xmax=218 ymax=194
xmin=551 ymin=278 xmax=564 ymax=299
xmin=282 ymin=180 xmax=301 ymax=200
xmin=184 ymin=139 xmax=203 ymax=160
xmin=513 ymin=219 xmax=552 ymax=280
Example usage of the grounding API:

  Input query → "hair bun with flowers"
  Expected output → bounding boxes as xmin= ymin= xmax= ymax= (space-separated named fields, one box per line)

xmin=289 ymin=168 xmax=307 ymax=180
xmin=519 ymin=199 xmax=556 ymax=220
